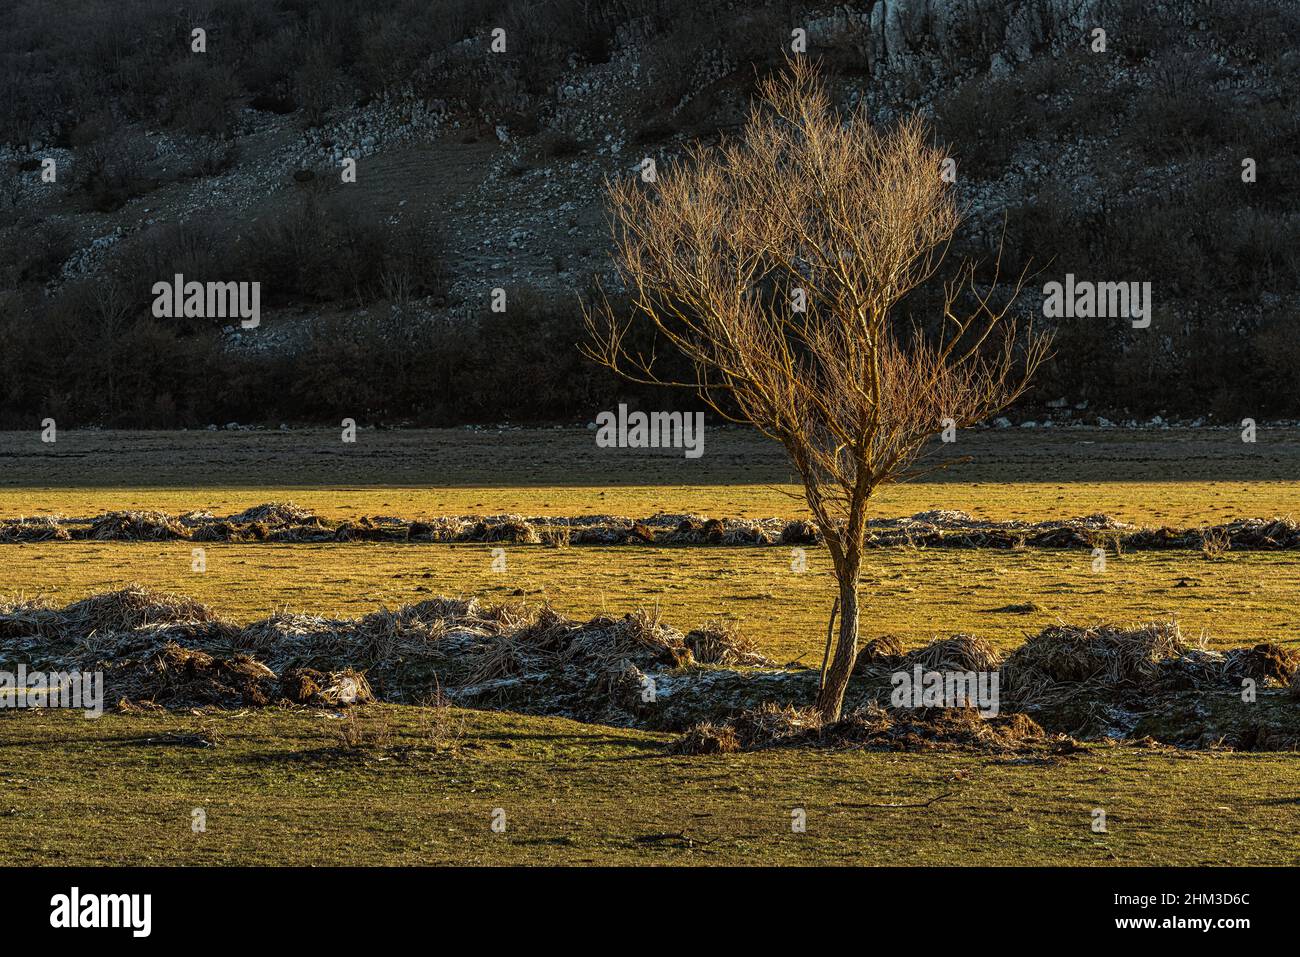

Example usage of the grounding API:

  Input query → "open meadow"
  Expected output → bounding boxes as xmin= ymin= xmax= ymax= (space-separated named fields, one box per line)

xmin=2 ymin=427 xmax=1298 ymax=865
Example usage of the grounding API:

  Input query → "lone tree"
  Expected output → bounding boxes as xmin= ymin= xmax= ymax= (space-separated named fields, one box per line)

xmin=584 ymin=59 xmax=1049 ymax=722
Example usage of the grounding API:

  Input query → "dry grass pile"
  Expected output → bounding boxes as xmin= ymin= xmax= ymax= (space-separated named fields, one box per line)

xmin=194 ymin=516 xmax=334 ymax=543
xmin=853 ymin=634 xmax=905 ymax=673
xmin=63 ymin=585 xmax=218 ymax=632
xmin=904 ymin=634 xmax=1001 ymax=673
xmin=653 ymin=516 xmax=799 ymax=545
xmin=0 ymin=586 xmax=368 ymax=709
xmin=460 ymin=517 xmax=541 ymax=544
xmin=229 ymin=597 xmax=769 ymax=721
xmin=7 ymin=588 xmax=1300 ymax=751
xmin=190 ymin=520 xmax=246 ymax=542
xmin=1199 ymin=526 xmax=1232 ymax=560
xmin=123 ymin=643 xmax=278 ymax=707
xmin=0 ymin=507 xmax=800 ymax=547
xmin=88 ymin=510 xmax=187 ymax=540
xmin=539 ymin=524 xmax=571 ymax=547
xmin=821 ymin=704 xmax=1055 ymax=753
xmin=7 ymin=505 xmax=1300 ymax=550
xmin=868 ymin=511 xmax=1131 ymax=549
xmin=1223 ymin=643 xmax=1299 ymax=685
xmin=237 ymin=611 xmax=374 ymax=672
xmin=999 ymin=621 xmax=1228 ymax=707
xmin=1219 ymin=517 xmax=1300 ymax=548
xmin=0 ymin=588 xmax=766 ymax=714
xmin=1127 ymin=517 xmax=1300 ymax=550
xmin=113 ymin=645 xmax=373 ymax=710
xmin=278 ymin=667 xmax=375 ymax=706
xmin=0 ymin=585 xmax=222 ymax=649
xmin=657 ymin=517 xmax=719 ymax=545
xmin=569 ymin=521 xmax=636 ymax=545
xmin=675 ymin=700 xmax=1059 ymax=753
xmin=780 ymin=520 xmax=821 ymax=545
xmin=670 ymin=722 xmax=741 ymax=755
xmin=720 ymin=520 xmax=779 ymax=545
xmin=684 ymin=620 xmax=770 ymax=666
xmin=862 ymin=512 xmax=1300 ymax=551
xmin=329 ymin=516 xmax=409 ymax=542
xmin=732 ymin=701 xmax=826 ymax=746
xmin=558 ymin=608 xmax=694 ymax=672
xmin=228 ymin=502 xmax=318 ymax=524
xmin=408 ymin=517 xmax=467 ymax=542
xmin=0 ymin=516 xmax=70 ymax=542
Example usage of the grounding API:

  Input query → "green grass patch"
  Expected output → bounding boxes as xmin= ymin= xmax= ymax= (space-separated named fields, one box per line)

xmin=2 ymin=707 xmax=1297 ymax=865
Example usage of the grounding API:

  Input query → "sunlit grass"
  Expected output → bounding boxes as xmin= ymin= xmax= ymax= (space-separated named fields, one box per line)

xmin=4 ymin=541 xmax=1296 ymax=662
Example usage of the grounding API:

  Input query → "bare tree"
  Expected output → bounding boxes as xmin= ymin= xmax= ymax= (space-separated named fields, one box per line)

xmin=583 ymin=59 xmax=1050 ymax=721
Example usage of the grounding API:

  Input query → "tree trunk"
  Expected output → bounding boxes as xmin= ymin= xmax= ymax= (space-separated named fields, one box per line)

xmin=815 ymin=565 xmax=860 ymax=722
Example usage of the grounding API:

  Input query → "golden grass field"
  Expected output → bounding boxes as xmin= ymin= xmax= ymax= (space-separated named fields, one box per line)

xmin=2 ymin=427 xmax=1298 ymax=865
xmin=5 ymin=543 xmax=1298 ymax=661
xmin=2 ymin=477 xmax=1297 ymax=525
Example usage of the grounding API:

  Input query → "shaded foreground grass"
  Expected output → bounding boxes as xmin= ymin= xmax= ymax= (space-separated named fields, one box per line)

xmin=2 ymin=707 xmax=1297 ymax=865
xmin=5 ymin=542 xmax=1298 ymax=661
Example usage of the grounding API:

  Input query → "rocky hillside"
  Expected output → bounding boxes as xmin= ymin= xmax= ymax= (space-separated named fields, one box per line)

xmin=1 ymin=0 xmax=1296 ymax=427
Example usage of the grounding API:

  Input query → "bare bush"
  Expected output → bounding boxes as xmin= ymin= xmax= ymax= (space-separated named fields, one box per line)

xmin=585 ymin=59 xmax=1047 ymax=720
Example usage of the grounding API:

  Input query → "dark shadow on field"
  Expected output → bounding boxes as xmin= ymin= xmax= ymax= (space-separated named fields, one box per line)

xmin=0 ymin=730 xmax=214 ymax=747
xmin=1 ymin=427 xmax=1296 ymax=487
xmin=235 ymin=729 xmax=666 ymax=767
xmin=470 ymin=730 xmax=662 ymax=746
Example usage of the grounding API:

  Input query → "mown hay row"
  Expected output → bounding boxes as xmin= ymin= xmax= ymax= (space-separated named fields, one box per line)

xmin=0 ymin=507 xmax=806 ymax=546
xmin=0 ymin=586 xmax=770 ymax=716
xmin=3 ymin=586 xmax=1299 ymax=752
xmin=6 ymin=504 xmax=1300 ymax=550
